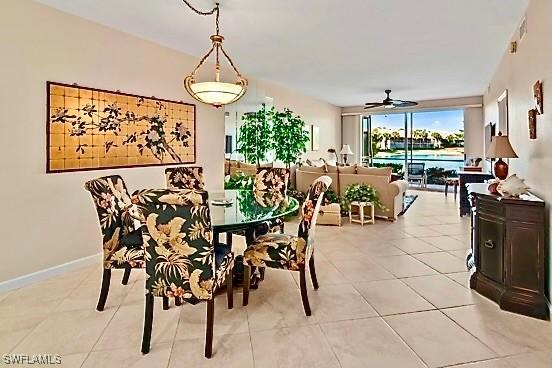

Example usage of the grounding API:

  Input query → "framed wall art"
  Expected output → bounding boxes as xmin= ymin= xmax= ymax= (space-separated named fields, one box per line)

xmin=497 ymin=90 xmax=509 ymax=135
xmin=528 ymin=109 xmax=537 ymax=139
xmin=47 ymin=82 xmax=196 ymax=173
xmin=311 ymin=125 xmax=320 ymax=151
xmin=533 ymin=80 xmax=543 ymax=115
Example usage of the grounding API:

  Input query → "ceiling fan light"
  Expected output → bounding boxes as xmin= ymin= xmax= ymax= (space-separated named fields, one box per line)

xmin=384 ymin=104 xmax=396 ymax=109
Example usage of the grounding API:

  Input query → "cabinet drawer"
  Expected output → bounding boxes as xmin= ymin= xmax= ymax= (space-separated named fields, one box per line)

xmin=478 ymin=216 xmax=504 ymax=283
xmin=477 ymin=197 xmax=503 ymax=217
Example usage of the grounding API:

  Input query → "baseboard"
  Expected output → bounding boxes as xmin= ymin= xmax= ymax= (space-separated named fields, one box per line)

xmin=0 ymin=253 xmax=101 ymax=293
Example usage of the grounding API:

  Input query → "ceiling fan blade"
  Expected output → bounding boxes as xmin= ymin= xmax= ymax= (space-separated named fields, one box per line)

xmin=389 ymin=100 xmax=418 ymax=107
xmin=364 ymin=103 xmax=385 ymax=109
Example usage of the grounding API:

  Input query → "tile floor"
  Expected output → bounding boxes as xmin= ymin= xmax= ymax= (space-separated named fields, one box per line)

xmin=1 ymin=190 xmax=551 ymax=367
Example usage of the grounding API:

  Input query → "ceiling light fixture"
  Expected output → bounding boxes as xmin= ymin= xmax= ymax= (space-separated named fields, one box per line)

xmin=182 ymin=0 xmax=247 ymax=108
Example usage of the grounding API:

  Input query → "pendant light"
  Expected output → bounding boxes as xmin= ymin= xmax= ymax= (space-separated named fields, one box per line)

xmin=182 ymin=1 xmax=247 ymax=108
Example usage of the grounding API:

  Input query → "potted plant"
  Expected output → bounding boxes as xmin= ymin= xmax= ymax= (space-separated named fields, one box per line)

xmin=342 ymin=183 xmax=384 ymax=209
xmin=271 ymin=108 xmax=310 ymax=168
xmin=237 ymin=104 xmax=272 ymax=166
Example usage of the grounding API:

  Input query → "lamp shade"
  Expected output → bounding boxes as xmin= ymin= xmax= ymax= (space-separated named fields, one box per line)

xmin=486 ymin=134 xmax=518 ymax=159
xmin=340 ymin=144 xmax=354 ymax=155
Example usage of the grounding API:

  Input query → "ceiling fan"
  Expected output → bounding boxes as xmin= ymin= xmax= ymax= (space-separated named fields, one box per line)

xmin=364 ymin=90 xmax=418 ymax=109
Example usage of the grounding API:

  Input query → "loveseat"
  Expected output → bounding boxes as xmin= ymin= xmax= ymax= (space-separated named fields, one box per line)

xmin=295 ymin=165 xmax=408 ymax=220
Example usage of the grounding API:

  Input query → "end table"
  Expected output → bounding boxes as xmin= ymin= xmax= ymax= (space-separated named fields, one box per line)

xmin=349 ymin=201 xmax=375 ymax=226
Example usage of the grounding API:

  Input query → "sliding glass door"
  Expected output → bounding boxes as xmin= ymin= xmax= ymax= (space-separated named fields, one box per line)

xmin=362 ymin=109 xmax=465 ymax=187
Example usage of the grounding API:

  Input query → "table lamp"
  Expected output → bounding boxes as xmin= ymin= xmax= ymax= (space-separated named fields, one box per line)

xmin=340 ymin=144 xmax=354 ymax=165
xmin=486 ymin=132 xmax=518 ymax=180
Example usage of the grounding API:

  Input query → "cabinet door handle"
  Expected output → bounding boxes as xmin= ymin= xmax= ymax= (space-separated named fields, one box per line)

xmin=484 ymin=240 xmax=495 ymax=249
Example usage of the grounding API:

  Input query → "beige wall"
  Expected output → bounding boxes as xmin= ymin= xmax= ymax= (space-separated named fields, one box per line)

xmin=0 ymin=0 xmax=341 ymax=283
xmin=483 ymin=0 xmax=551 ymax=299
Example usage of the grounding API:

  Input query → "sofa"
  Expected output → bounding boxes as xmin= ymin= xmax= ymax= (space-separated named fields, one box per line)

xmin=296 ymin=165 xmax=408 ymax=220
xmin=225 ymin=160 xmax=260 ymax=177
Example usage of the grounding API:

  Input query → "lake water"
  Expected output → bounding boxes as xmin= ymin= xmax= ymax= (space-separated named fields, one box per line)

xmin=371 ymin=152 xmax=464 ymax=171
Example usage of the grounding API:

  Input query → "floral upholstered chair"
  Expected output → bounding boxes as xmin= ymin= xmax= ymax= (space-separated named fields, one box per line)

xmin=84 ymin=175 xmax=145 ymax=311
xmin=253 ymin=168 xmax=290 ymax=234
xmin=165 ymin=166 xmax=205 ymax=190
xmin=242 ymin=176 xmax=331 ymax=316
xmin=135 ymin=189 xmax=234 ymax=358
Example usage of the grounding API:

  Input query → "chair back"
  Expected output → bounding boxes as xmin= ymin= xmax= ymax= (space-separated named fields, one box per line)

xmin=165 ymin=166 xmax=205 ymax=190
xmin=297 ymin=176 xmax=331 ymax=251
xmin=84 ymin=175 xmax=136 ymax=265
xmin=136 ymin=189 xmax=216 ymax=301
xmin=408 ymin=162 xmax=425 ymax=176
xmin=254 ymin=168 xmax=290 ymax=207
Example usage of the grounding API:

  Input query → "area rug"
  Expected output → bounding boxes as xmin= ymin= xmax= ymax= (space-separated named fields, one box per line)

xmin=399 ymin=194 xmax=418 ymax=216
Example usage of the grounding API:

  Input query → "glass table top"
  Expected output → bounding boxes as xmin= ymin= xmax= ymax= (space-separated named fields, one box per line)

xmin=209 ymin=190 xmax=299 ymax=229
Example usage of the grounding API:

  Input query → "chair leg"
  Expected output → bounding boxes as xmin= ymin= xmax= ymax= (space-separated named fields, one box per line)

xmin=299 ymin=267 xmax=312 ymax=316
xmin=205 ymin=298 xmax=215 ymax=359
xmin=96 ymin=269 xmax=111 ymax=311
xmin=162 ymin=296 xmax=169 ymax=310
xmin=226 ymin=272 xmax=233 ymax=310
xmin=242 ymin=264 xmax=251 ymax=306
xmin=121 ymin=266 xmax=131 ymax=285
xmin=175 ymin=297 xmax=182 ymax=306
xmin=141 ymin=293 xmax=154 ymax=354
xmin=309 ymin=256 xmax=319 ymax=290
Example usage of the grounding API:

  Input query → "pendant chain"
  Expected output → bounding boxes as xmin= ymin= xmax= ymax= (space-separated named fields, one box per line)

xmin=182 ymin=0 xmax=243 ymax=80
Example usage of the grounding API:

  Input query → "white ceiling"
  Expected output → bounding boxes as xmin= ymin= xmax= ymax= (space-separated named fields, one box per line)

xmin=37 ymin=0 xmax=528 ymax=107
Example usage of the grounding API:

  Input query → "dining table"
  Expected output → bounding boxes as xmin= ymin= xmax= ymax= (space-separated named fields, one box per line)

xmin=209 ymin=189 xmax=300 ymax=287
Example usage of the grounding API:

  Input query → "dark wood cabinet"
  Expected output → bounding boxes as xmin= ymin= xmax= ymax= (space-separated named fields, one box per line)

xmin=467 ymin=183 xmax=548 ymax=320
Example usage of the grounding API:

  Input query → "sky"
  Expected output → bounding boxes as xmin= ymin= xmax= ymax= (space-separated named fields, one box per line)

xmin=370 ymin=109 xmax=464 ymax=135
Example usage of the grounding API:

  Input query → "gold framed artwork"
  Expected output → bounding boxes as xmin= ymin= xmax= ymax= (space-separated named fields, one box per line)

xmin=47 ymin=82 xmax=196 ymax=173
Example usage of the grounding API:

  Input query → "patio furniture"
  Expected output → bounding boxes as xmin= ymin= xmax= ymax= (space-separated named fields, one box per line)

xmin=349 ymin=201 xmax=375 ymax=226
xmin=408 ymin=162 xmax=427 ymax=188
xmin=444 ymin=177 xmax=460 ymax=199
xmin=241 ymin=176 xmax=331 ymax=316
xmin=135 ymin=189 xmax=235 ymax=358
xmin=165 ymin=166 xmax=205 ymax=190
xmin=84 ymin=175 xmax=147 ymax=311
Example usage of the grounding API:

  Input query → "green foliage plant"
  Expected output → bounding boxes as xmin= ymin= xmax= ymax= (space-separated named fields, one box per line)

xmin=342 ymin=183 xmax=384 ymax=210
xmin=270 ymin=107 xmax=310 ymax=168
xmin=237 ymin=104 xmax=272 ymax=165
xmin=224 ymin=171 xmax=254 ymax=190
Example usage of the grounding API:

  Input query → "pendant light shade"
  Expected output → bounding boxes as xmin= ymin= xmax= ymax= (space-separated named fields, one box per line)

xmin=184 ymin=74 xmax=247 ymax=108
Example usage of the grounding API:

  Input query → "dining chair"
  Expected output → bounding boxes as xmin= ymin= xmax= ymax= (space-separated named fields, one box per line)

xmin=135 ymin=189 xmax=234 ymax=358
xmin=242 ymin=175 xmax=331 ymax=316
xmin=253 ymin=167 xmax=290 ymax=234
xmin=84 ymin=175 xmax=145 ymax=311
xmin=165 ymin=166 xmax=205 ymax=190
